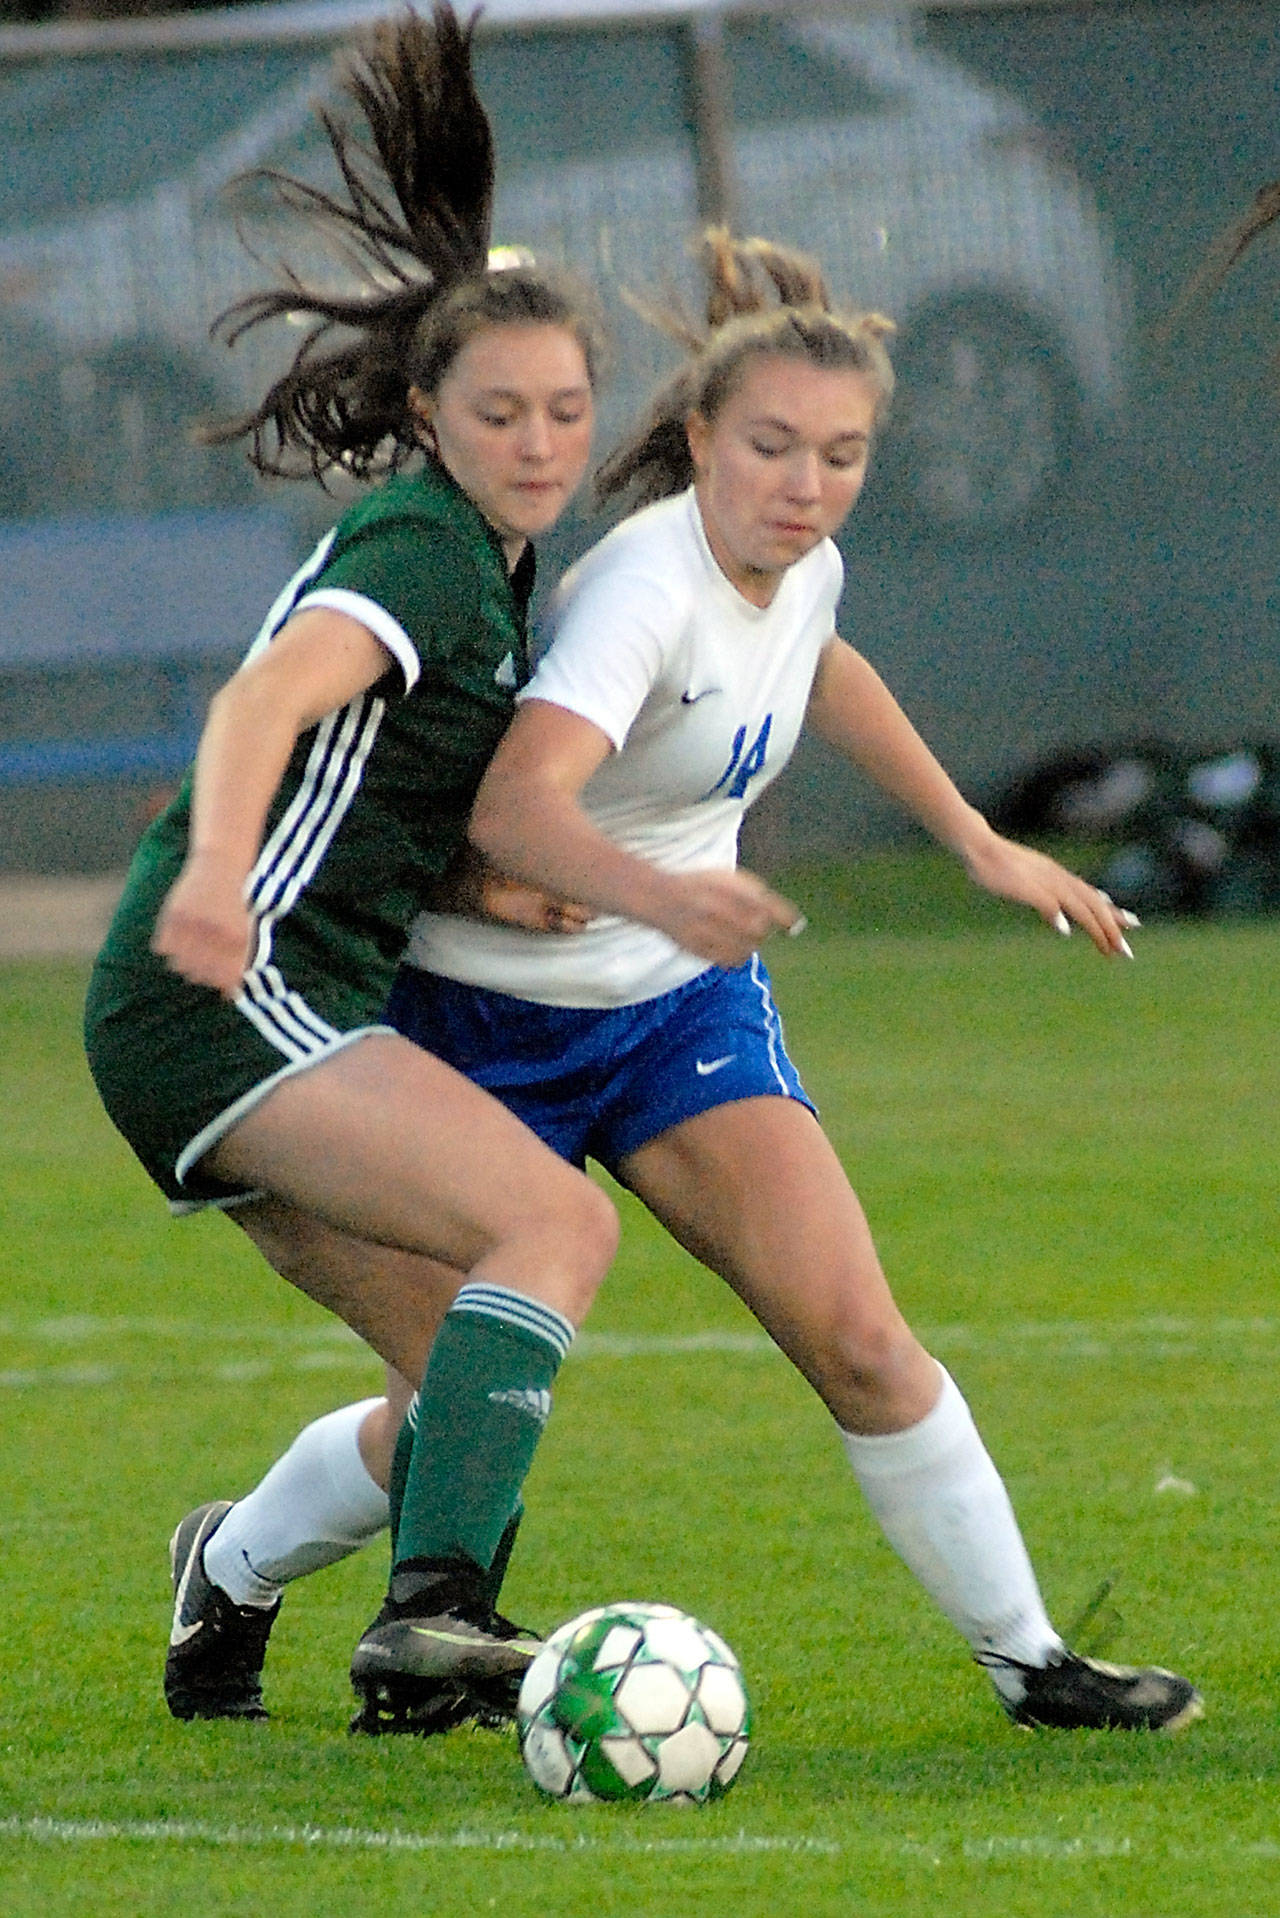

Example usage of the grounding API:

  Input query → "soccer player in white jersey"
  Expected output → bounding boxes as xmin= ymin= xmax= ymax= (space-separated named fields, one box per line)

xmin=181 ymin=230 xmax=1200 ymax=1738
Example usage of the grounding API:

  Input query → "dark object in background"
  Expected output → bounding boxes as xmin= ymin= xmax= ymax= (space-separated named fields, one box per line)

xmin=990 ymin=742 xmax=1280 ymax=918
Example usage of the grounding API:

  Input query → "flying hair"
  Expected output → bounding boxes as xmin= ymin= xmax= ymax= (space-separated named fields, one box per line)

xmin=1160 ymin=179 xmax=1280 ymax=358
xmin=199 ymin=6 xmax=601 ymax=484
xmin=596 ymin=227 xmax=896 ymax=509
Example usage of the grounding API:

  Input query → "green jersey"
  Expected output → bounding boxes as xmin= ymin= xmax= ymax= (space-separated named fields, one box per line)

xmin=85 ymin=460 xmax=534 ymax=1203
xmin=97 ymin=461 xmax=531 ymax=1003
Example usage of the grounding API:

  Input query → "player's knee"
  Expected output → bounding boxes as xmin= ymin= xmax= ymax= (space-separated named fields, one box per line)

xmin=565 ymin=1177 xmax=621 ymax=1291
xmin=527 ymin=1174 xmax=618 ymax=1320
xmin=826 ymin=1315 xmax=921 ymax=1406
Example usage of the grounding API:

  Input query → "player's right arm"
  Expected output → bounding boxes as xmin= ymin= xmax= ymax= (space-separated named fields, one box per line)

xmin=473 ymin=550 xmax=798 ymax=967
xmin=151 ymin=608 xmax=394 ymax=998
xmin=469 ymin=697 xmax=798 ymax=969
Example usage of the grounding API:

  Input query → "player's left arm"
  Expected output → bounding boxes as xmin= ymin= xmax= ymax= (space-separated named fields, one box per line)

xmin=806 ymin=636 xmax=1137 ymax=957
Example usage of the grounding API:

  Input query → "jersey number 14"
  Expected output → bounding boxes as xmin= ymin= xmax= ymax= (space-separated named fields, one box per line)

xmin=706 ymin=715 xmax=773 ymax=802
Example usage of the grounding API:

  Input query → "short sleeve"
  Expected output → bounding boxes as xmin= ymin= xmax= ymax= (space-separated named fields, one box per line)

xmin=299 ymin=518 xmax=482 ymax=694
xmin=521 ymin=562 xmax=681 ymax=752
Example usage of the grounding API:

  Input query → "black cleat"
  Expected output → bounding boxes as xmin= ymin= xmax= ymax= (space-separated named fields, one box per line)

xmin=349 ymin=1555 xmax=539 ymax=1737
xmin=979 ymin=1648 xmax=1203 ymax=1732
xmin=165 ymin=1501 xmax=279 ymax=1722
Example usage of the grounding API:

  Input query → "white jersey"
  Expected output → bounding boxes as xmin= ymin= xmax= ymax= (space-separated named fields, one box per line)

xmin=406 ymin=487 xmax=843 ymax=1007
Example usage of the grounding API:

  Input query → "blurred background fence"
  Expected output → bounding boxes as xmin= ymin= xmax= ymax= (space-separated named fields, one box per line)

xmin=1 ymin=0 xmax=1276 ymax=884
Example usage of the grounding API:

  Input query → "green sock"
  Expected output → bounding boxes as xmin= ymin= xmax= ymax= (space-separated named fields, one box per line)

xmin=389 ymin=1405 xmax=522 ymax=1591
xmin=387 ymin=1408 xmax=415 ymax=1560
xmin=486 ymin=1504 xmax=524 ymax=1607
xmin=395 ymin=1283 xmax=573 ymax=1573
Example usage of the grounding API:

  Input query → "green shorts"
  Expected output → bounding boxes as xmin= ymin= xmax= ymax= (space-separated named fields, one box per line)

xmin=84 ymin=948 xmax=392 ymax=1211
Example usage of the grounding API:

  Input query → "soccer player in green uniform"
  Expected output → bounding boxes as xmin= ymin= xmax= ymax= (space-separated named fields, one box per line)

xmin=84 ymin=6 xmax=632 ymax=1730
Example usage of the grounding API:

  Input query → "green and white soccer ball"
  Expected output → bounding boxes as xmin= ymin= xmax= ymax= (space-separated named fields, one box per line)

xmin=517 ymin=1602 xmax=751 ymax=1805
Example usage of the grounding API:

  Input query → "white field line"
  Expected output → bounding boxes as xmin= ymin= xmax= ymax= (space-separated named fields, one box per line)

xmin=0 ymin=1815 xmax=836 ymax=1857
xmin=2 ymin=1315 xmax=1280 ymax=1389
xmin=5 ymin=1817 xmax=1280 ymax=1865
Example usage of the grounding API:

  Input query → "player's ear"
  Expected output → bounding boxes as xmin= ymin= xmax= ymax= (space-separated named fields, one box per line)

xmin=408 ymin=385 xmax=438 ymax=451
xmin=685 ymin=411 xmax=710 ymax=474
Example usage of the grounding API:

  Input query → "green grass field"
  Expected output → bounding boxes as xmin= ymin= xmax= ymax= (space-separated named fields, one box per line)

xmin=3 ymin=854 xmax=1279 ymax=1917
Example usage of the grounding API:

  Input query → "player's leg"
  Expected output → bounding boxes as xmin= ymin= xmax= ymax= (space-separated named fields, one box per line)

xmin=165 ymin=1243 xmax=417 ymax=1725
xmin=165 ymin=1190 xmax=457 ymax=1720
xmin=198 ymin=1203 xmax=454 ymax=1613
xmin=618 ymin=1095 xmax=1200 ymax=1733
xmin=165 ymin=1210 xmax=528 ymax=1723
xmin=161 ymin=1194 xmax=543 ymax=1722
xmin=203 ymin=1031 xmax=613 ymax=1361
xmin=196 ymin=1031 xmax=618 ymax=1729
xmin=205 ymin=1376 xmax=408 ymax=1591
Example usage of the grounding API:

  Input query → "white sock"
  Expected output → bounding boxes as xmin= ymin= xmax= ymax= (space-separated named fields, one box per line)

xmin=203 ymin=1398 xmax=390 ymax=1608
xmin=841 ymin=1365 xmax=1062 ymax=1699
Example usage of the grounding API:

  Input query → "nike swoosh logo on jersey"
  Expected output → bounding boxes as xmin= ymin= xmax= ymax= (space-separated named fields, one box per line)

xmin=681 ymin=687 xmax=719 ymax=704
xmin=696 ymin=1054 xmax=736 ymax=1076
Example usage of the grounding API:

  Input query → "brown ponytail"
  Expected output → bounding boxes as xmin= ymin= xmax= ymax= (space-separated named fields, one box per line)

xmin=597 ymin=227 xmax=895 ymax=509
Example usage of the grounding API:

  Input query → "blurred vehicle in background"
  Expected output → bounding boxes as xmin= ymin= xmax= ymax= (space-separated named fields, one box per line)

xmin=0 ymin=2 xmax=1130 ymax=534
xmin=745 ymin=12 xmax=1128 ymax=533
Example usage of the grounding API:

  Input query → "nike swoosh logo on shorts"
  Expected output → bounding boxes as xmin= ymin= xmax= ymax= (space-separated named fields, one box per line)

xmin=696 ymin=1054 xmax=736 ymax=1076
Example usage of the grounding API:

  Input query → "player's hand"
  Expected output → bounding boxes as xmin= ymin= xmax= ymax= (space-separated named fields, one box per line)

xmin=425 ymin=849 xmax=592 ymax=935
xmin=476 ymin=872 xmax=592 ymax=935
xmin=961 ymin=828 xmax=1139 ymax=957
xmin=659 ymin=868 xmax=802 ymax=968
xmin=151 ymin=854 xmax=254 ymax=998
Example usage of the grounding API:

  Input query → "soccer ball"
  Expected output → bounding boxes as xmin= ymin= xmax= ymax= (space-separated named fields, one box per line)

xmin=517 ymin=1601 xmax=751 ymax=1805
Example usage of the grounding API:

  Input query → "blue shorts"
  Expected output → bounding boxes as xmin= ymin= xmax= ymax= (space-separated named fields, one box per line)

xmin=385 ymin=956 xmax=817 ymax=1172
